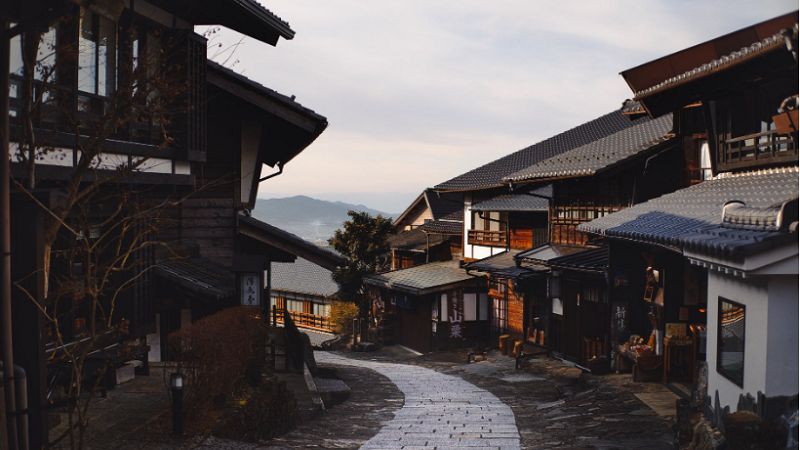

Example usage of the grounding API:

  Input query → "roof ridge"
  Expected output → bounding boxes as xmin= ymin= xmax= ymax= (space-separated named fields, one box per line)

xmin=714 ymin=166 xmax=800 ymax=180
xmin=635 ymin=24 xmax=798 ymax=98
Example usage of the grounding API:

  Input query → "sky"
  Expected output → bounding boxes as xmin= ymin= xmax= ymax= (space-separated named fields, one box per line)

xmin=202 ymin=1 xmax=797 ymax=213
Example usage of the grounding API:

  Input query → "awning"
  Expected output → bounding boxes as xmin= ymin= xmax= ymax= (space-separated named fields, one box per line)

xmin=548 ymin=247 xmax=608 ymax=274
xmin=464 ymin=250 xmax=548 ymax=281
xmin=516 ymin=244 xmax=589 ymax=264
xmin=156 ymin=257 xmax=235 ymax=300
xmin=238 ymin=215 xmax=344 ymax=271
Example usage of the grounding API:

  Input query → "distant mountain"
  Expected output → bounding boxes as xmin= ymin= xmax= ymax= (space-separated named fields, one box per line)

xmin=252 ymin=196 xmax=397 ymax=242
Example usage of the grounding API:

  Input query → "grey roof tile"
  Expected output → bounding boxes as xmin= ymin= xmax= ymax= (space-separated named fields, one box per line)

xmin=517 ymin=244 xmax=591 ymax=263
xmin=388 ymin=229 xmax=450 ymax=251
xmin=208 ymin=61 xmax=326 ymax=122
xmin=365 ymin=260 xmax=483 ymax=295
xmin=156 ymin=257 xmax=235 ymax=300
xmin=417 ymin=218 xmax=463 ymax=235
xmin=271 ymin=255 xmax=339 ymax=297
xmin=505 ymin=114 xmax=673 ymax=182
xmin=425 ymin=190 xmax=463 ymax=220
xmin=577 ymin=167 xmax=800 ymax=255
xmin=434 ymin=110 xmax=648 ymax=192
xmin=548 ymin=247 xmax=608 ymax=273
xmin=465 ymin=250 xmax=548 ymax=279
xmin=472 ymin=193 xmax=549 ymax=212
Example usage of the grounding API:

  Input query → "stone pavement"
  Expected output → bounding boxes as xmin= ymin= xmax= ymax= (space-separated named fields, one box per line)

xmin=318 ymin=351 xmax=521 ymax=450
xmin=43 ymin=346 xmax=679 ymax=450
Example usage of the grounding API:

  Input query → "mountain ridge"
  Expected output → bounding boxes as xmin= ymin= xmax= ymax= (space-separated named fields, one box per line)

xmin=252 ymin=195 xmax=398 ymax=242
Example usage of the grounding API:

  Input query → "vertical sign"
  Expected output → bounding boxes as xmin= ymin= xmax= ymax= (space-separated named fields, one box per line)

xmin=448 ymin=289 xmax=464 ymax=339
xmin=241 ymin=272 xmax=261 ymax=306
xmin=611 ymin=300 xmax=628 ymax=337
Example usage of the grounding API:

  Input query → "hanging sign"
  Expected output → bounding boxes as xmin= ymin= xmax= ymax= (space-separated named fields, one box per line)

xmin=241 ymin=272 xmax=261 ymax=306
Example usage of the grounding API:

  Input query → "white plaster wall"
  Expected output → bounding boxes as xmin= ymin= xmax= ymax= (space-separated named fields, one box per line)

xmin=765 ymin=275 xmax=799 ymax=397
xmin=403 ymin=205 xmax=432 ymax=229
xmin=147 ymin=313 xmax=161 ymax=362
xmin=707 ymin=272 xmax=768 ymax=412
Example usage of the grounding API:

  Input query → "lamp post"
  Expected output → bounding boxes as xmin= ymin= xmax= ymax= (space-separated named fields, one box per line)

xmin=171 ymin=372 xmax=184 ymax=435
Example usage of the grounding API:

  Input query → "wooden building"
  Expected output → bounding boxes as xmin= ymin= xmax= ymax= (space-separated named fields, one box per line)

xmin=581 ymin=11 xmax=797 ymax=427
xmin=366 ymin=260 xmax=487 ymax=353
xmin=434 ymin=108 xmax=647 ymax=342
xmin=2 ymin=1 xmax=336 ymax=445
xmin=269 ymin=249 xmax=340 ymax=333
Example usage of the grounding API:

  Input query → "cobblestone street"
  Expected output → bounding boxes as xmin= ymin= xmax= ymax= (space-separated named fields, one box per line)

xmin=54 ymin=346 xmax=679 ymax=450
xmin=311 ymin=348 xmax=677 ymax=450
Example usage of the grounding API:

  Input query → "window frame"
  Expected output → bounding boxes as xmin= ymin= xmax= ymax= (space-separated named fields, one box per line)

xmin=716 ymin=296 xmax=745 ymax=388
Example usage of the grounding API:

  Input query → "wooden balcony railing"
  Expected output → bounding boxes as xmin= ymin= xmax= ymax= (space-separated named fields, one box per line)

xmin=468 ymin=229 xmax=508 ymax=247
xmin=719 ymin=129 xmax=797 ymax=171
xmin=274 ymin=309 xmax=332 ymax=332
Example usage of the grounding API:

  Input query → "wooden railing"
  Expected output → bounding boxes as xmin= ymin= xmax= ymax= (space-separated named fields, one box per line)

xmin=274 ymin=309 xmax=332 ymax=332
xmin=468 ymin=229 xmax=507 ymax=247
xmin=719 ymin=129 xmax=797 ymax=171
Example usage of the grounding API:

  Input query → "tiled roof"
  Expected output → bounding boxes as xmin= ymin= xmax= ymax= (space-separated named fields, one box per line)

xmin=434 ymin=110 xmax=648 ymax=192
xmin=418 ymin=218 xmax=463 ymax=235
xmin=634 ymin=25 xmax=798 ymax=100
xmin=238 ymin=215 xmax=345 ymax=270
xmin=472 ymin=193 xmax=549 ymax=212
xmin=548 ymin=247 xmax=608 ymax=273
xmin=516 ymin=244 xmax=591 ymax=263
xmin=621 ymin=99 xmax=646 ymax=116
xmin=465 ymin=250 xmax=548 ymax=280
xmin=388 ymin=229 xmax=449 ymax=251
xmin=208 ymin=61 xmax=326 ymax=122
xmin=271 ymin=255 xmax=339 ymax=297
xmin=156 ymin=257 xmax=235 ymax=300
xmin=426 ymin=190 xmax=464 ymax=220
xmin=505 ymin=114 xmax=674 ymax=182
xmin=577 ymin=167 xmax=800 ymax=253
xmin=679 ymin=197 xmax=798 ymax=259
xmin=365 ymin=260 xmax=484 ymax=296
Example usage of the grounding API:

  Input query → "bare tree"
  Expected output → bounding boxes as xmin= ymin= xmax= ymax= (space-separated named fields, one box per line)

xmin=9 ymin=10 xmax=197 ymax=448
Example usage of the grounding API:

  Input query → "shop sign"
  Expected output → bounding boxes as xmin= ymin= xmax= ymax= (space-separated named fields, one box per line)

xmin=447 ymin=289 xmax=464 ymax=339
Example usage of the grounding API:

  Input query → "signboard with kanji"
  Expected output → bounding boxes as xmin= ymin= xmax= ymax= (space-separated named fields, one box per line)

xmin=241 ymin=272 xmax=261 ymax=306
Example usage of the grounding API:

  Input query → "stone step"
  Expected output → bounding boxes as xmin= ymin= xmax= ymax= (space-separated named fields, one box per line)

xmin=314 ymin=377 xmax=351 ymax=408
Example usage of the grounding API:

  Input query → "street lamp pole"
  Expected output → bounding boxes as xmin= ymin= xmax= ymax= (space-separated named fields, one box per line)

xmin=171 ymin=372 xmax=184 ymax=435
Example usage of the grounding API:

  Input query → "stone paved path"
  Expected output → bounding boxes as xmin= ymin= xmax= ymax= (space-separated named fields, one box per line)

xmin=317 ymin=352 xmax=521 ymax=450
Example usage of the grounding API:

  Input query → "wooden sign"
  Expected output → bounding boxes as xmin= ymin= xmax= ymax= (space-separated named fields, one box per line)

xmin=611 ymin=300 xmax=629 ymax=336
xmin=666 ymin=323 xmax=687 ymax=337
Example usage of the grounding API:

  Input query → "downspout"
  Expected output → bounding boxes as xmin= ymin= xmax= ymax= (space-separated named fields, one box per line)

xmin=259 ymin=162 xmax=284 ymax=182
xmin=1 ymin=20 xmax=21 ymax=450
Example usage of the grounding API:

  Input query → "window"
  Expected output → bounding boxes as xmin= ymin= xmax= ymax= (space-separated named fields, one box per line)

xmin=78 ymin=8 xmax=116 ymax=97
xmin=698 ymin=141 xmax=712 ymax=181
xmin=717 ymin=297 xmax=745 ymax=387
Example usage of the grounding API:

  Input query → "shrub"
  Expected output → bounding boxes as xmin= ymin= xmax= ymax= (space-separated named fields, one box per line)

xmin=329 ymin=301 xmax=360 ymax=335
xmin=167 ymin=306 xmax=266 ymax=414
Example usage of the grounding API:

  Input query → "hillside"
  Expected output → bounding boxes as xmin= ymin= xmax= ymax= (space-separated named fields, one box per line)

xmin=252 ymin=196 xmax=397 ymax=242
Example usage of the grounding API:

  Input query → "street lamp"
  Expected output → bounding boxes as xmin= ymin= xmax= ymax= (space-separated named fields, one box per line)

xmin=171 ymin=372 xmax=184 ymax=435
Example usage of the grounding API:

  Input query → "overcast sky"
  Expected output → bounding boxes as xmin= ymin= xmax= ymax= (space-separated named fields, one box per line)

xmin=204 ymin=1 xmax=797 ymax=213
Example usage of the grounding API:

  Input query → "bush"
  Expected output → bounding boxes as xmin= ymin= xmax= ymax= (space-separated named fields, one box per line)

xmin=329 ymin=301 xmax=360 ymax=335
xmin=211 ymin=379 xmax=299 ymax=442
xmin=167 ymin=306 xmax=266 ymax=414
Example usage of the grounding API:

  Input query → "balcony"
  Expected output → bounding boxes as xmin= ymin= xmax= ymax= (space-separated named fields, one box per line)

xmin=468 ymin=229 xmax=507 ymax=247
xmin=718 ymin=130 xmax=797 ymax=172
xmin=274 ymin=309 xmax=332 ymax=332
